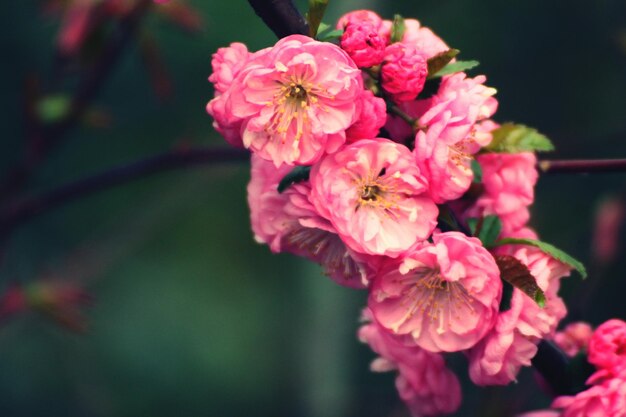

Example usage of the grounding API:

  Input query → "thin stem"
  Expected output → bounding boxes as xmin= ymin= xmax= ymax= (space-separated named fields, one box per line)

xmin=247 ymin=0 xmax=308 ymax=38
xmin=539 ymin=158 xmax=626 ymax=174
xmin=387 ymin=103 xmax=421 ymax=131
xmin=0 ymin=0 xmax=152 ymax=202
xmin=0 ymin=147 xmax=249 ymax=236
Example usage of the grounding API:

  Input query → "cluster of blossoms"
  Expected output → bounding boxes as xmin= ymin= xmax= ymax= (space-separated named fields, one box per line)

xmin=207 ymin=9 xmax=585 ymax=416
xmin=521 ymin=320 xmax=626 ymax=417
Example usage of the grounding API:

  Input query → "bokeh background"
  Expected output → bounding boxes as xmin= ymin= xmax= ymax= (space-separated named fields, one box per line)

xmin=2 ymin=0 xmax=626 ymax=416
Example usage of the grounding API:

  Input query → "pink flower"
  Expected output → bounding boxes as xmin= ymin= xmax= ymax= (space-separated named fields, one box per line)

xmin=369 ymin=231 xmax=502 ymax=352
xmin=247 ymin=155 xmax=373 ymax=288
xmin=419 ymin=73 xmax=498 ymax=146
xmin=469 ymin=246 xmax=571 ymax=385
xmin=309 ymin=139 xmax=438 ymax=257
xmin=345 ymin=90 xmax=387 ymax=142
xmin=414 ymin=126 xmax=477 ymax=203
xmin=340 ymin=21 xmax=386 ymax=68
xmin=206 ymin=43 xmax=251 ymax=148
xmin=208 ymin=43 xmax=250 ymax=95
xmin=469 ymin=319 xmax=539 ymax=386
xmin=467 ymin=152 xmax=538 ymax=234
xmin=359 ymin=312 xmax=462 ymax=416
xmin=337 ymin=10 xmax=384 ymax=32
xmin=554 ymin=322 xmax=594 ymax=358
xmin=401 ymin=19 xmax=449 ymax=59
xmin=381 ymin=43 xmax=428 ymax=103
xmin=552 ymin=375 xmax=626 ymax=417
xmin=588 ymin=319 xmax=626 ymax=376
xmin=214 ymin=35 xmax=363 ymax=166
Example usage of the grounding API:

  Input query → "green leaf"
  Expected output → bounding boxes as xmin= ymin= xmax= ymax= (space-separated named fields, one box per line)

xmin=486 ymin=123 xmax=555 ymax=153
xmin=495 ymin=255 xmax=546 ymax=308
xmin=430 ymin=60 xmax=480 ymax=79
xmin=468 ymin=215 xmax=502 ymax=247
xmin=277 ymin=166 xmax=311 ymax=193
xmin=317 ymin=28 xmax=343 ymax=42
xmin=36 ymin=94 xmax=71 ymax=124
xmin=390 ymin=14 xmax=405 ymax=43
xmin=471 ymin=159 xmax=483 ymax=183
xmin=316 ymin=22 xmax=330 ymax=34
xmin=307 ymin=0 xmax=329 ymax=38
xmin=494 ymin=238 xmax=587 ymax=279
xmin=467 ymin=217 xmax=479 ymax=236
xmin=479 ymin=215 xmax=502 ymax=247
xmin=426 ymin=49 xmax=460 ymax=77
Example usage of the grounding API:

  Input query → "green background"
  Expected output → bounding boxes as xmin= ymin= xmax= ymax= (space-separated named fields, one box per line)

xmin=1 ymin=0 xmax=626 ymax=416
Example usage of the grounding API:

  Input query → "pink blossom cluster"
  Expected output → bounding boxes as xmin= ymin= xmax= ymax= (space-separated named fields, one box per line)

xmin=521 ymin=319 xmax=626 ymax=417
xmin=207 ymin=9 xmax=575 ymax=416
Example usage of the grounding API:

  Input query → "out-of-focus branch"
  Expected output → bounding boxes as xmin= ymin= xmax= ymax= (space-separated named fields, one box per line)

xmin=247 ymin=0 xmax=308 ymax=38
xmin=0 ymin=0 xmax=153 ymax=202
xmin=532 ymin=340 xmax=573 ymax=396
xmin=0 ymin=147 xmax=249 ymax=236
xmin=538 ymin=158 xmax=626 ymax=174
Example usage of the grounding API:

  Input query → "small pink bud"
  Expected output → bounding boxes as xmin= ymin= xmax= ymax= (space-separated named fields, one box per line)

xmin=340 ymin=22 xmax=386 ymax=68
xmin=381 ymin=43 xmax=428 ymax=102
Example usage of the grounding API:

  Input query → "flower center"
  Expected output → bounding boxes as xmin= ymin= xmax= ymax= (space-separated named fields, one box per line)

xmin=354 ymin=169 xmax=400 ymax=211
xmin=361 ymin=185 xmax=381 ymax=201
xmin=399 ymin=267 xmax=475 ymax=335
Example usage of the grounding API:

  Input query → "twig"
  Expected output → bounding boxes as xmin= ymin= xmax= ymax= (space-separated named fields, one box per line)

xmin=247 ymin=0 xmax=308 ymax=38
xmin=531 ymin=340 xmax=573 ymax=396
xmin=0 ymin=0 xmax=153 ymax=203
xmin=0 ymin=147 xmax=249 ymax=236
xmin=539 ymin=159 xmax=626 ymax=174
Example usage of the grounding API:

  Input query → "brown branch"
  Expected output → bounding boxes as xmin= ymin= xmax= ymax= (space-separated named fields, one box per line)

xmin=247 ymin=0 xmax=308 ymax=38
xmin=0 ymin=0 xmax=153 ymax=203
xmin=539 ymin=158 xmax=626 ymax=174
xmin=0 ymin=147 xmax=249 ymax=236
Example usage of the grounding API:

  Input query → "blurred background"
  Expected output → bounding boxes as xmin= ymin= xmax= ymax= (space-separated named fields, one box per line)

xmin=1 ymin=0 xmax=626 ymax=416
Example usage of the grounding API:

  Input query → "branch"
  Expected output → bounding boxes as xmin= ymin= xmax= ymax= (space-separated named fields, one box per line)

xmin=247 ymin=0 xmax=309 ymax=38
xmin=0 ymin=147 xmax=249 ymax=236
xmin=531 ymin=340 xmax=573 ymax=396
xmin=539 ymin=158 xmax=626 ymax=174
xmin=0 ymin=0 xmax=153 ymax=202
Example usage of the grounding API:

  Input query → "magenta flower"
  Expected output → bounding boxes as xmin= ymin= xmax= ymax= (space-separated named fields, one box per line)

xmin=369 ymin=231 xmax=502 ymax=352
xmin=222 ymin=35 xmax=363 ymax=166
xmin=310 ymin=139 xmax=438 ymax=257
xmin=359 ymin=311 xmax=462 ymax=416
xmin=381 ymin=43 xmax=428 ymax=103
xmin=247 ymin=155 xmax=374 ymax=288
xmin=337 ymin=10 xmax=384 ymax=32
xmin=552 ymin=374 xmax=626 ymax=417
xmin=340 ymin=21 xmax=386 ymax=68
xmin=345 ymin=90 xmax=387 ymax=142
xmin=588 ymin=319 xmax=626 ymax=377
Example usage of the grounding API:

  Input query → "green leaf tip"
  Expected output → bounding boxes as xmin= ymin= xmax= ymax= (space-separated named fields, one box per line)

xmin=431 ymin=60 xmax=480 ymax=78
xmin=390 ymin=14 xmax=405 ymax=43
xmin=494 ymin=238 xmax=588 ymax=279
xmin=468 ymin=215 xmax=502 ymax=248
xmin=486 ymin=123 xmax=555 ymax=153
xmin=307 ymin=0 xmax=330 ymax=38
xmin=471 ymin=159 xmax=483 ymax=183
xmin=426 ymin=49 xmax=460 ymax=77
